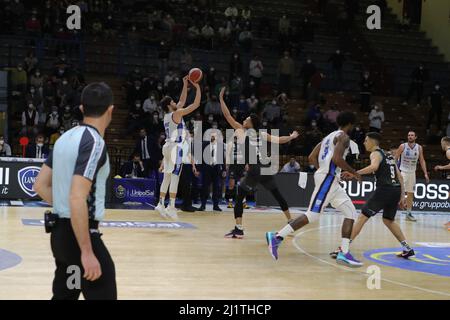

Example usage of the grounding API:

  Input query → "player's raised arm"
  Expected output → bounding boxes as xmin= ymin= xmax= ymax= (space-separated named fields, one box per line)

xmin=308 ymin=142 xmax=321 ymax=169
xmin=261 ymin=131 xmax=299 ymax=144
xmin=357 ymin=151 xmax=382 ymax=175
xmin=173 ymin=81 xmax=201 ymax=122
xmin=219 ymin=87 xmax=243 ymax=130
xmin=332 ymin=134 xmax=360 ymax=179
xmin=176 ymin=76 xmax=189 ymax=109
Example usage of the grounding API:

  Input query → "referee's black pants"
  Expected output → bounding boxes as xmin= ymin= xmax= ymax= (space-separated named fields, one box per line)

xmin=50 ymin=219 xmax=117 ymax=300
xmin=179 ymin=163 xmax=193 ymax=208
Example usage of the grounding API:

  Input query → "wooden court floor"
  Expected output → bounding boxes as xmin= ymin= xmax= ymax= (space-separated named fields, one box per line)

xmin=0 ymin=206 xmax=449 ymax=300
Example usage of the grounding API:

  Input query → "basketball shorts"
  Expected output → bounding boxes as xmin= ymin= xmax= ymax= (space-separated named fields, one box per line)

xmin=162 ymin=142 xmax=183 ymax=176
xmin=239 ymin=164 xmax=277 ymax=192
xmin=228 ymin=164 xmax=246 ymax=180
xmin=401 ymin=171 xmax=416 ymax=193
xmin=306 ymin=173 xmax=356 ymax=219
xmin=362 ymin=186 xmax=401 ymax=221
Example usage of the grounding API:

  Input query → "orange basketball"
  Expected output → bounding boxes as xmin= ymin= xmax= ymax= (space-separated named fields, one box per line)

xmin=188 ymin=68 xmax=203 ymax=83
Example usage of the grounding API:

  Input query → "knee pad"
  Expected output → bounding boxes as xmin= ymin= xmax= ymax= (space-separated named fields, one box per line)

xmin=304 ymin=210 xmax=320 ymax=224
xmin=337 ymin=200 xmax=358 ymax=221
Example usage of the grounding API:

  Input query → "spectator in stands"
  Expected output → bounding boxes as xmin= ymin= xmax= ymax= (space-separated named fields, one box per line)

xmin=403 ymin=62 xmax=429 ymax=107
xmin=158 ymin=41 xmax=171 ymax=79
xmin=249 ymin=54 xmax=263 ymax=92
xmin=92 ymin=18 xmax=103 ymax=42
xmin=368 ymin=104 xmax=385 ymax=133
xmin=8 ymin=63 xmax=28 ymax=94
xmin=127 ymin=81 xmax=146 ymax=106
xmin=26 ymin=86 xmax=42 ymax=109
xmin=61 ymin=105 xmax=74 ymax=130
xmin=306 ymin=103 xmax=324 ymax=127
xmin=134 ymin=128 xmax=155 ymax=175
xmin=238 ymin=26 xmax=253 ymax=51
xmin=127 ymin=67 xmax=143 ymax=88
xmin=224 ymin=4 xmax=238 ymax=18
xmin=180 ymin=49 xmax=193 ymax=75
xmin=24 ymin=50 xmax=38 ymax=75
xmin=263 ymin=99 xmax=281 ymax=125
xmin=143 ymin=93 xmax=159 ymax=114
xmin=206 ymin=67 xmax=217 ymax=91
xmin=229 ymin=52 xmax=243 ymax=78
xmin=187 ymin=24 xmax=201 ymax=46
xmin=218 ymin=21 xmax=232 ymax=45
xmin=201 ymin=22 xmax=215 ymax=50
xmin=447 ymin=112 xmax=450 ymax=137
xmin=308 ymin=70 xmax=324 ymax=103
xmin=238 ymin=95 xmax=250 ymax=115
xmin=49 ymin=127 xmax=64 ymax=147
xmin=127 ymin=101 xmax=145 ymax=134
xmin=205 ymin=95 xmax=221 ymax=116
xmin=280 ymin=157 xmax=301 ymax=173
xmin=21 ymin=102 xmax=39 ymax=136
xmin=30 ymin=69 xmax=44 ymax=93
xmin=300 ymin=14 xmax=315 ymax=42
xmin=399 ymin=13 xmax=411 ymax=32
xmin=229 ymin=74 xmax=243 ymax=108
xmin=328 ymin=49 xmax=345 ymax=92
xmin=242 ymin=5 xmax=251 ymax=20
xmin=46 ymin=106 xmax=61 ymax=136
xmin=323 ymin=103 xmax=340 ymax=132
xmin=300 ymin=58 xmax=317 ymax=99
xmin=427 ymin=82 xmax=444 ymax=135
xmin=305 ymin=120 xmax=323 ymax=154
xmin=244 ymin=79 xmax=258 ymax=98
xmin=247 ymin=95 xmax=259 ymax=112
xmin=25 ymin=15 xmax=42 ymax=37
xmin=0 ymin=135 xmax=12 ymax=157
xmin=278 ymin=51 xmax=295 ymax=96
xmin=279 ymin=14 xmax=290 ymax=36
xmin=351 ymin=124 xmax=366 ymax=155
xmin=360 ymin=71 xmax=373 ymax=112
xmin=148 ymin=111 xmax=164 ymax=136
xmin=104 ymin=14 xmax=116 ymax=39
xmin=120 ymin=153 xmax=146 ymax=178
xmin=25 ymin=134 xmax=49 ymax=159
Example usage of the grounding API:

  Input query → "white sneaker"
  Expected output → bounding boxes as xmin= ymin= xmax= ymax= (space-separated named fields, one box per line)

xmin=165 ymin=206 xmax=179 ymax=221
xmin=155 ymin=203 xmax=168 ymax=219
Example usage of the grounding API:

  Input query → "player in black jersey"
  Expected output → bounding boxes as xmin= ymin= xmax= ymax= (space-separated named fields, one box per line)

xmin=219 ymin=87 xmax=299 ymax=239
xmin=225 ymin=134 xmax=249 ymax=209
xmin=332 ymin=132 xmax=415 ymax=259
xmin=434 ymin=136 xmax=450 ymax=230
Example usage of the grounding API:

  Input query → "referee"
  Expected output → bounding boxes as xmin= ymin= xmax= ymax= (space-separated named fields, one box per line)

xmin=35 ymin=82 xmax=117 ymax=300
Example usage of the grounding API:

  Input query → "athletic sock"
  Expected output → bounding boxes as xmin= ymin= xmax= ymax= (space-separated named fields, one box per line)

xmin=277 ymin=224 xmax=294 ymax=239
xmin=400 ymin=240 xmax=412 ymax=251
xmin=159 ymin=197 xmax=164 ymax=206
xmin=170 ymin=198 xmax=176 ymax=208
xmin=235 ymin=224 xmax=243 ymax=231
xmin=341 ymin=238 xmax=350 ymax=254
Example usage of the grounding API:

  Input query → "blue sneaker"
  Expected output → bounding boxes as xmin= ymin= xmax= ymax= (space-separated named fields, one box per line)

xmin=266 ymin=232 xmax=282 ymax=260
xmin=336 ymin=251 xmax=363 ymax=268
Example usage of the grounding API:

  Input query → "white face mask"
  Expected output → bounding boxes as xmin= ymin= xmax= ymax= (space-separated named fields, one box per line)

xmin=0 ymin=140 xmax=4 ymax=145
xmin=37 ymin=143 xmax=44 ymax=147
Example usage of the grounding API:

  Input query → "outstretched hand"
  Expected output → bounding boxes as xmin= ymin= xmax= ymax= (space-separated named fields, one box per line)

xmin=290 ymin=131 xmax=299 ymax=140
xmin=219 ymin=86 xmax=226 ymax=100
xmin=183 ymin=75 xmax=189 ymax=84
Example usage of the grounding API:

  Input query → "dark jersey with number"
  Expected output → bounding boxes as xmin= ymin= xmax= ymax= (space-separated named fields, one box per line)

xmin=374 ymin=149 xmax=400 ymax=187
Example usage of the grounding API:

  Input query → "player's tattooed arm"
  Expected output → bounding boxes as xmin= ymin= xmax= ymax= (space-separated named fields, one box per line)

xmin=357 ymin=151 xmax=382 ymax=175
xmin=333 ymin=134 xmax=361 ymax=180
xmin=308 ymin=142 xmax=321 ymax=169
xmin=174 ymin=80 xmax=201 ymax=121
xmin=261 ymin=131 xmax=299 ymax=144
xmin=176 ymin=76 xmax=189 ymax=109
xmin=219 ymin=87 xmax=243 ymax=130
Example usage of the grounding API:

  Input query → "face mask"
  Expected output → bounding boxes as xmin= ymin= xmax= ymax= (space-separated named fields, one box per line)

xmin=37 ymin=143 xmax=44 ymax=147
xmin=160 ymin=135 xmax=166 ymax=140
xmin=136 ymin=104 xmax=141 ymax=108
xmin=65 ymin=107 xmax=70 ymax=111
xmin=263 ymin=122 xmax=267 ymax=127
xmin=251 ymin=96 xmax=255 ymax=100
xmin=52 ymin=111 xmax=58 ymax=115
xmin=232 ymin=109 xmax=237 ymax=114
xmin=30 ymin=89 xmax=35 ymax=93
xmin=59 ymin=69 xmax=64 ymax=74
xmin=250 ymin=81 xmax=255 ymax=86
xmin=311 ymin=122 xmax=317 ymax=127
xmin=435 ymin=86 xmax=440 ymax=90
xmin=59 ymin=131 xmax=64 ymax=135
xmin=0 ymin=140 xmax=4 ymax=145
xmin=36 ymin=72 xmax=40 ymax=76
xmin=355 ymin=127 xmax=360 ymax=132
xmin=157 ymin=86 xmax=162 ymax=90
xmin=208 ymin=116 xmax=213 ymax=121
xmin=374 ymin=107 xmax=379 ymax=111
xmin=272 ymin=100 xmax=276 ymax=105
xmin=212 ymin=125 xmax=218 ymax=129
xmin=153 ymin=115 xmax=159 ymax=120
xmin=62 ymin=81 xmax=68 ymax=85
xmin=29 ymin=105 xmax=34 ymax=109
xmin=150 ymin=96 xmax=155 ymax=100
xmin=307 ymin=60 xmax=311 ymax=64
xmin=18 ymin=67 xmax=23 ymax=71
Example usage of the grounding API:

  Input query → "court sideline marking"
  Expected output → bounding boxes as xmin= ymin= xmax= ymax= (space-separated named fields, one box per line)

xmin=292 ymin=224 xmax=450 ymax=298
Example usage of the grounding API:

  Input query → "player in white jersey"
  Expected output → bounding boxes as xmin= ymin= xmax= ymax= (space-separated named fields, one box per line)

xmin=266 ymin=112 xmax=363 ymax=268
xmin=434 ymin=136 xmax=450 ymax=230
xmin=394 ymin=131 xmax=429 ymax=221
xmin=155 ymin=76 xmax=201 ymax=220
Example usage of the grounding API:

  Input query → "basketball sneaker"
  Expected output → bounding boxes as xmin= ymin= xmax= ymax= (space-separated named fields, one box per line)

xmin=336 ymin=251 xmax=363 ymax=268
xmin=266 ymin=232 xmax=282 ymax=260
xmin=243 ymin=202 xmax=250 ymax=209
xmin=396 ymin=249 xmax=415 ymax=259
xmin=329 ymin=247 xmax=342 ymax=259
xmin=155 ymin=203 xmax=168 ymax=219
xmin=224 ymin=227 xmax=244 ymax=239
xmin=227 ymin=201 xmax=234 ymax=208
xmin=165 ymin=205 xmax=179 ymax=221
xmin=405 ymin=212 xmax=417 ymax=222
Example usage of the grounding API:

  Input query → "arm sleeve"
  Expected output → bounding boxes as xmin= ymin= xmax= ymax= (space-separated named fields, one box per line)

xmin=73 ymin=130 xmax=106 ymax=181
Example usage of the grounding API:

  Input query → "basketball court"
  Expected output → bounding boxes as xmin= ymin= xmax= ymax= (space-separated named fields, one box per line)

xmin=1 ymin=206 xmax=448 ymax=300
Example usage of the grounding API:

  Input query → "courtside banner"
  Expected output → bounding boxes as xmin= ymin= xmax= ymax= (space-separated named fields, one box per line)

xmin=0 ymin=158 xmax=44 ymax=200
xmin=256 ymin=173 xmax=450 ymax=212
